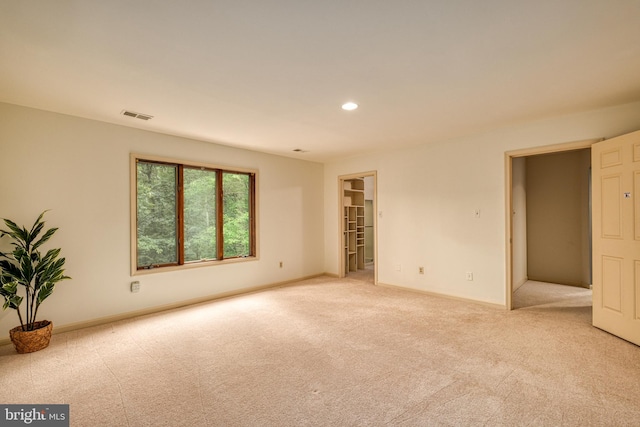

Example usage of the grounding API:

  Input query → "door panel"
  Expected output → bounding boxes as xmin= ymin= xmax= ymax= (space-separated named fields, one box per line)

xmin=601 ymin=174 xmax=622 ymax=238
xmin=601 ymin=256 xmax=622 ymax=313
xmin=592 ymin=130 xmax=640 ymax=346
xmin=601 ymin=147 xmax=622 ymax=167
xmin=635 ymin=261 xmax=640 ymax=320
xmin=635 ymin=171 xmax=640 ymax=240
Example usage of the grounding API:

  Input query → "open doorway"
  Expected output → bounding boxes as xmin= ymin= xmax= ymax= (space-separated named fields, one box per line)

xmin=506 ymin=139 xmax=599 ymax=310
xmin=340 ymin=172 xmax=377 ymax=283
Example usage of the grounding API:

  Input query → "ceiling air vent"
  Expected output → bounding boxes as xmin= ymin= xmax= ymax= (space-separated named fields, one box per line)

xmin=121 ymin=110 xmax=153 ymax=121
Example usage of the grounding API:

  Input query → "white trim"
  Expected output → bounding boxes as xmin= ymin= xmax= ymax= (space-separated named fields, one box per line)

xmin=376 ymin=281 xmax=506 ymax=310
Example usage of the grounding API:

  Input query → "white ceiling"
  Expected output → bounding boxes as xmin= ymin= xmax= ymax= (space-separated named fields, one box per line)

xmin=2 ymin=1 xmax=640 ymax=163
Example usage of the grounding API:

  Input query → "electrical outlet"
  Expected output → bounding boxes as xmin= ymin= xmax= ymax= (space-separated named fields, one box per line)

xmin=395 ymin=264 xmax=401 ymax=272
xmin=419 ymin=266 xmax=424 ymax=274
xmin=130 ymin=281 xmax=140 ymax=293
xmin=474 ymin=209 xmax=481 ymax=218
xmin=466 ymin=272 xmax=473 ymax=281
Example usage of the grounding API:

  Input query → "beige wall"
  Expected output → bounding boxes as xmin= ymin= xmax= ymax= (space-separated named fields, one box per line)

xmin=324 ymin=101 xmax=640 ymax=306
xmin=526 ymin=149 xmax=591 ymax=287
xmin=0 ymin=103 xmax=325 ymax=340
xmin=3 ymin=99 xmax=640 ymax=337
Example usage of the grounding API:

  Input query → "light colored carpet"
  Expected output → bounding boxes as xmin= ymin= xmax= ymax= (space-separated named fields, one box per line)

xmin=1 ymin=276 xmax=639 ymax=426
xmin=345 ymin=264 xmax=375 ymax=284
xmin=513 ymin=280 xmax=592 ymax=310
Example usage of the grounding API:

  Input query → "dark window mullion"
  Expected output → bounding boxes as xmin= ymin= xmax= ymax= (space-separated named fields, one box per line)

xmin=177 ymin=165 xmax=185 ymax=265
xmin=216 ymin=169 xmax=224 ymax=260
xmin=249 ymin=173 xmax=256 ymax=256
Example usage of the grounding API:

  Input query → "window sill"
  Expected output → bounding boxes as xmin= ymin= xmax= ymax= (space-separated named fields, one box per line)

xmin=132 ymin=256 xmax=259 ymax=276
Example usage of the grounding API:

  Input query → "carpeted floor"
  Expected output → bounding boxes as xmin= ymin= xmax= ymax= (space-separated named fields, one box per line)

xmin=345 ymin=264 xmax=375 ymax=284
xmin=1 ymin=276 xmax=638 ymax=426
xmin=512 ymin=280 xmax=592 ymax=310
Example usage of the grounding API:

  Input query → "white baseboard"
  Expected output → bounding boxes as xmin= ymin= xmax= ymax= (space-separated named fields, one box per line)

xmin=376 ymin=281 xmax=506 ymax=309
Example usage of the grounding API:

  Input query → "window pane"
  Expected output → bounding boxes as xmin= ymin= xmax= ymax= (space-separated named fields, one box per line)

xmin=136 ymin=162 xmax=178 ymax=267
xmin=223 ymin=172 xmax=250 ymax=258
xmin=184 ymin=168 xmax=217 ymax=261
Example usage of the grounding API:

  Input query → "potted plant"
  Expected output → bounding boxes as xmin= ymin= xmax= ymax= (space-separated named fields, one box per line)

xmin=0 ymin=211 xmax=70 ymax=353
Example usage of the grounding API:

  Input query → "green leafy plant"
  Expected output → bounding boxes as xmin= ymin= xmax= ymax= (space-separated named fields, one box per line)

xmin=0 ymin=211 xmax=70 ymax=331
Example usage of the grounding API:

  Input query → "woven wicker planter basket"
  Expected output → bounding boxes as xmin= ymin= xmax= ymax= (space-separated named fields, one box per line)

xmin=9 ymin=320 xmax=53 ymax=354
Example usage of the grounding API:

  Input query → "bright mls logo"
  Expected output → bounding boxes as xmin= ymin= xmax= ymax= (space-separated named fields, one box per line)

xmin=0 ymin=405 xmax=69 ymax=426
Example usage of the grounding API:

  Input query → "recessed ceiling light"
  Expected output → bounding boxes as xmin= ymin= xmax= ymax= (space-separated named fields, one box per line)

xmin=341 ymin=102 xmax=358 ymax=111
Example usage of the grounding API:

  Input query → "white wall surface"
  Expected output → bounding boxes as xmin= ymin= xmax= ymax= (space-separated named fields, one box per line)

xmin=364 ymin=176 xmax=375 ymax=200
xmin=4 ymin=100 xmax=640 ymax=339
xmin=324 ymin=101 xmax=640 ymax=306
xmin=0 ymin=103 xmax=324 ymax=340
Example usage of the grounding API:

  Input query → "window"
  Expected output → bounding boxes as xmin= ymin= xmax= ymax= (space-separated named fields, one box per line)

xmin=131 ymin=155 xmax=256 ymax=273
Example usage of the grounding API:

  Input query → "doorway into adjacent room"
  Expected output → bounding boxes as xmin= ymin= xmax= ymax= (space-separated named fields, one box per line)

xmin=506 ymin=139 xmax=597 ymax=310
xmin=509 ymin=131 xmax=640 ymax=346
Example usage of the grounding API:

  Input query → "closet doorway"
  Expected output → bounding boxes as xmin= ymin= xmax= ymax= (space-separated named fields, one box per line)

xmin=339 ymin=172 xmax=377 ymax=283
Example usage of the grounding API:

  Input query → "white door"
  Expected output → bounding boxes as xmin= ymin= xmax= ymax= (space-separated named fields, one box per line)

xmin=592 ymin=130 xmax=640 ymax=346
